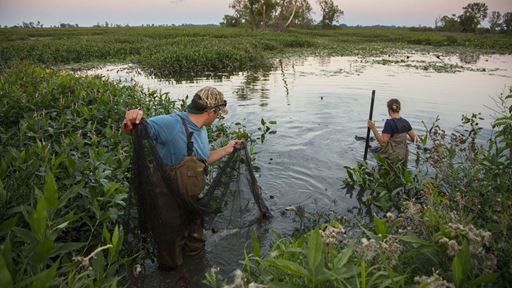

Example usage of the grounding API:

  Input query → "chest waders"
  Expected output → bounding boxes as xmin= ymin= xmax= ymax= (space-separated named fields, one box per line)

xmin=156 ymin=116 xmax=207 ymax=269
xmin=378 ymin=120 xmax=409 ymax=165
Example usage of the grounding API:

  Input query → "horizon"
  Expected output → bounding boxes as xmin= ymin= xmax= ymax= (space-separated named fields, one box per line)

xmin=0 ymin=0 xmax=511 ymax=28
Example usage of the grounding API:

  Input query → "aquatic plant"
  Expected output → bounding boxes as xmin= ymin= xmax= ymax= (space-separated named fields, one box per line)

xmin=1 ymin=27 xmax=511 ymax=79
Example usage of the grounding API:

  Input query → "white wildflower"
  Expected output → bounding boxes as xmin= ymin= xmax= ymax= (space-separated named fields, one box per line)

xmin=320 ymin=225 xmax=345 ymax=245
xmin=415 ymin=271 xmax=455 ymax=288
xmin=447 ymin=240 xmax=461 ymax=256
xmin=248 ymin=283 xmax=267 ymax=288
xmin=224 ymin=269 xmax=245 ymax=288
xmin=357 ymin=238 xmax=379 ymax=260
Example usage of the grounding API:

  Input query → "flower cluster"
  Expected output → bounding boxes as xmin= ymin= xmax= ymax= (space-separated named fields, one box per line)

xmin=403 ymin=201 xmax=423 ymax=218
xmin=357 ymin=238 xmax=380 ymax=260
xmin=320 ymin=225 xmax=345 ymax=245
xmin=438 ymin=237 xmax=461 ymax=256
xmin=386 ymin=212 xmax=395 ymax=222
xmin=225 ymin=269 xmax=246 ymax=288
xmin=414 ymin=271 xmax=454 ymax=288
xmin=447 ymin=223 xmax=491 ymax=254
xmin=381 ymin=237 xmax=402 ymax=266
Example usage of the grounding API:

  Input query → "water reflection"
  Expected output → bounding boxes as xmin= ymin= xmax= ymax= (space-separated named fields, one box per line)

xmin=233 ymin=70 xmax=271 ymax=101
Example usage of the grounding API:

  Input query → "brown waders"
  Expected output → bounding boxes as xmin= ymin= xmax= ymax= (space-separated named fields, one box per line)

xmin=155 ymin=116 xmax=207 ymax=270
xmin=378 ymin=132 xmax=408 ymax=165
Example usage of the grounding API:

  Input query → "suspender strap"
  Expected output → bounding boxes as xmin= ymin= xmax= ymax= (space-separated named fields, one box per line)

xmin=178 ymin=116 xmax=194 ymax=157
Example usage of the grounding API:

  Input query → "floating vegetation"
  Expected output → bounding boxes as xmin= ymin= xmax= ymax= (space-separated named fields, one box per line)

xmin=1 ymin=27 xmax=511 ymax=79
xmin=370 ymin=56 xmax=501 ymax=73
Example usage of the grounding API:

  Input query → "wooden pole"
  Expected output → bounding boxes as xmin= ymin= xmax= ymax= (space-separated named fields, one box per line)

xmin=364 ymin=90 xmax=376 ymax=161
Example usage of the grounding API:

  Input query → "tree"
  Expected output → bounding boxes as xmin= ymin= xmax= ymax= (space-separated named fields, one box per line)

xmin=221 ymin=14 xmax=242 ymax=27
xmin=439 ymin=14 xmax=462 ymax=32
xmin=227 ymin=0 xmax=313 ymax=31
xmin=458 ymin=2 xmax=488 ymax=32
xmin=289 ymin=0 xmax=313 ymax=27
xmin=502 ymin=12 xmax=512 ymax=32
xmin=487 ymin=11 xmax=502 ymax=33
xmin=434 ymin=16 xmax=441 ymax=29
xmin=229 ymin=0 xmax=260 ymax=31
xmin=274 ymin=0 xmax=313 ymax=31
xmin=317 ymin=0 xmax=343 ymax=28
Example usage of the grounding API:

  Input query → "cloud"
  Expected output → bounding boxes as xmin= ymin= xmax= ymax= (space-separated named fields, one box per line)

xmin=169 ymin=0 xmax=185 ymax=4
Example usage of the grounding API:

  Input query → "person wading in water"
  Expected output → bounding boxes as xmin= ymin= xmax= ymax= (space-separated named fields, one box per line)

xmin=367 ymin=98 xmax=417 ymax=166
xmin=122 ymin=86 xmax=241 ymax=270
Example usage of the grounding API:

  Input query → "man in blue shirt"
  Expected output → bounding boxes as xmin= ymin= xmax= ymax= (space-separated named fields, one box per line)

xmin=122 ymin=86 xmax=241 ymax=269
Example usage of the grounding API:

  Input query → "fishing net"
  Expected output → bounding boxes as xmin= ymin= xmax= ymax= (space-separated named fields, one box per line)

xmin=123 ymin=119 xmax=270 ymax=269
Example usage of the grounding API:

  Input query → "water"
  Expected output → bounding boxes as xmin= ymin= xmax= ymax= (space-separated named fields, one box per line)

xmin=83 ymin=52 xmax=512 ymax=285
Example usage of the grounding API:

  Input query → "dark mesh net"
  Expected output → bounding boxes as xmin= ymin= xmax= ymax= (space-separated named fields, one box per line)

xmin=123 ymin=119 xmax=270 ymax=268
xmin=202 ymin=139 xmax=271 ymax=230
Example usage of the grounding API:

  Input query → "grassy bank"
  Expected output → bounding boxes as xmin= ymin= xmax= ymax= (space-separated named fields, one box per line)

xmin=1 ymin=27 xmax=512 ymax=79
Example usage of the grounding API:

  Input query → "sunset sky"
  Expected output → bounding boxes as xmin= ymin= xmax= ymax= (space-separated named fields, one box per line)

xmin=0 ymin=0 xmax=511 ymax=27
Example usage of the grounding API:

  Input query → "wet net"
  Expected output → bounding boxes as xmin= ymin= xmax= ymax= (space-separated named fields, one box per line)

xmin=123 ymin=119 xmax=270 ymax=268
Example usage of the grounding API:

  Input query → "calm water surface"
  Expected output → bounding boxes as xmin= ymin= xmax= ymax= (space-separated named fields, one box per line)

xmin=85 ymin=53 xmax=512 ymax=286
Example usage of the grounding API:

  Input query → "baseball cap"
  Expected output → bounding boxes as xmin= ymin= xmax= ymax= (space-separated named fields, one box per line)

xmin=187 ymin=86 xmax=227 ymax=115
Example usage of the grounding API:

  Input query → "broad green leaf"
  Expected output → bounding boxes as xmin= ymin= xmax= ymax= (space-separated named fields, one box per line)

xmin=112 ymin=225 xmax=120 ymax=249
xmin=360 ymin=260 xmax=367 ymax=288
xmin=468 ymin=273 xmax=497 ymax=286
xmin=51 ymin=242 xmax=85 ymax=257
xmin=0 ymin=254 xmax=13 ymax=288
xmin=1 ymin=236 xmax=13 ymax=272
xmin=0 ymin=179 xmax=6 ymax=207
xmin=452 ymin=254 xmax=463 ymax=288
xmin=243 ymin=250 xmax=252 ymax=279
xmin=459 ymin=241 xmax=472 ymax=280
xmin=104 ymin=183 xmax=121 ymax=197
xmin=0 ymin=217 xmax=17 ymax=237
xmin=30 ymin=198 xmax=48 ymax=240
xmin=102 ymin=225 xmax=111 ymax=244
xmin=251 ymin=231 xmax=261 ymax=258
xmin=373 ymin=217 xmax=388 ymax=238
xmin=35 ymin=237 xmax=54 ymax=267
xmin=334 ymin=239 xmax=356 ymax=270
xmin=30 ymin=259 xmax=59 ymax=288
xmin=92 ymin=249 xmax=106 ymax=280
xmin=43 ymin=171 xmax=58 ymax=210
xmin=266 ymin=259 xmax=308 ymax=278
xmin=306 ymin=229 xmax=322 ymax=276
xmin=109 ymin=225 xmax=120 ymax=263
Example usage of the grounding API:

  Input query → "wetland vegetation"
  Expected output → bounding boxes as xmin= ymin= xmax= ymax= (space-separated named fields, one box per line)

xmin=1 ymin=25 xmax=511 ymax=287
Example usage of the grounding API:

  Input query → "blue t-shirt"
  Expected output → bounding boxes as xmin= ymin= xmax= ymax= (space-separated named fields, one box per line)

xmin=146 ymin=112 xmax=209 ymax=166
xmin=382 ymin=118 xmax=412 ymax=136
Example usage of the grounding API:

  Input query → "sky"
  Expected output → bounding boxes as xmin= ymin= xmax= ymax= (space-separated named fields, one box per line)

xmin=0 ymin=0 xmax=511 ymax=27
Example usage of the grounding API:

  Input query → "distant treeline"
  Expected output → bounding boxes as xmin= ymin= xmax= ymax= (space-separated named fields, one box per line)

xmin=4 ymin=1 xmax=511 ymax=34
xmin=435 ymin=2 xmax=512 ymax=33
